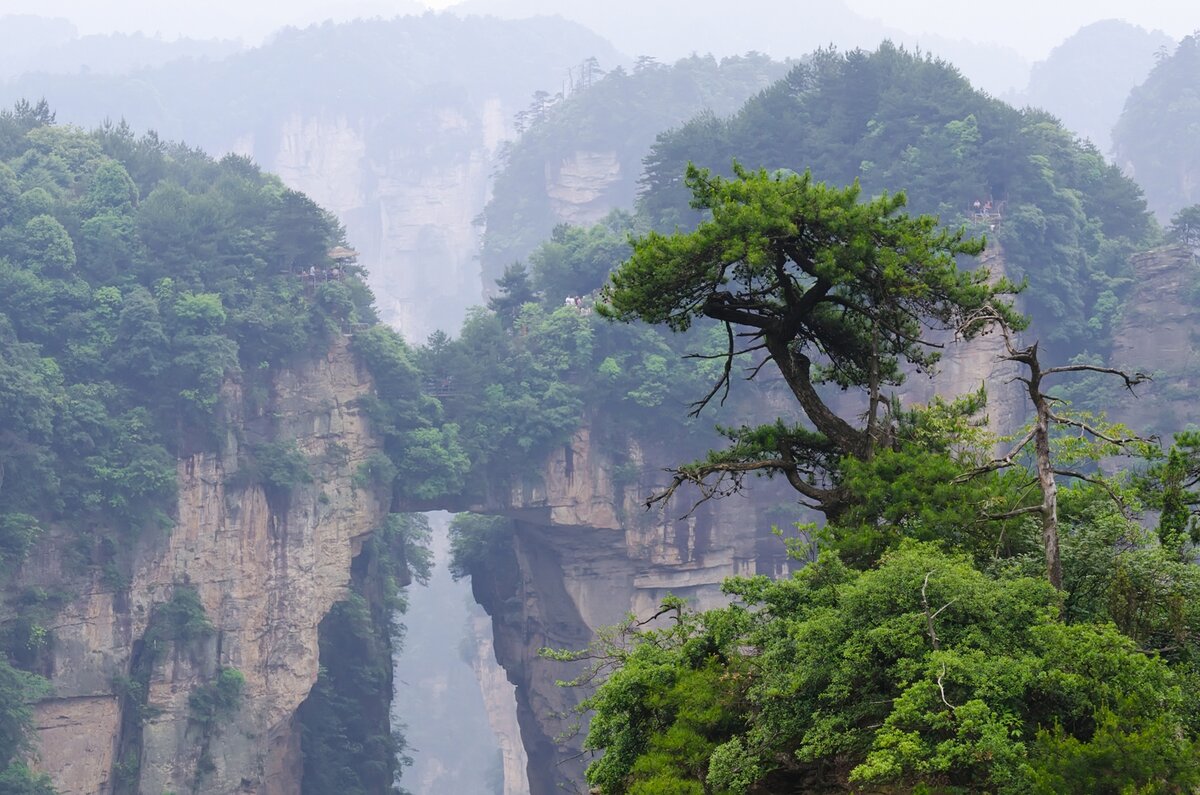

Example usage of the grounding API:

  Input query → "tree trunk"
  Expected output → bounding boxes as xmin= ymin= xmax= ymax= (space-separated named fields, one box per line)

xmin=1033 ymin=407 xmax=1062 ymax=590
xmin=1020 ymin=343 xmax=1063 ymax=591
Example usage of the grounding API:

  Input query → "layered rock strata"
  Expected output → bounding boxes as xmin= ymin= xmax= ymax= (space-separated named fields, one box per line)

xmin=1110 ymin=244 xmax=1200 ymax=436
xmin=25 ymin=337 xmax=389 ymax=795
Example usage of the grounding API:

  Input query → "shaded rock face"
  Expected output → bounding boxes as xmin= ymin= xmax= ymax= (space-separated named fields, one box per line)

xmin=25 ymin=337 xmax=389 ymax=795
xmin=1111 ymin=245 xmax=1200 ymax=436
xmin=471 ymin=427 xmax=794 ymax=793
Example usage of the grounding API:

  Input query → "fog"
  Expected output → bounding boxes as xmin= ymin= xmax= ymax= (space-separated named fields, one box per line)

xmin=0 ymin=0 xmax=1192 ymax=57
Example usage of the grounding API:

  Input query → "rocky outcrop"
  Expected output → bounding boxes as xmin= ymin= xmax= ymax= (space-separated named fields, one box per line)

xmin=544 ymin=150 xmax=623 ymax=227
xmin=471 ymin=427 xmax=793 ymax=793
xmin=1110 ymin=244 xmax=1200 ymax=435
xmin=466 ymin=610 xmax=529 ymax=795
xmin=25 ymin=336 xmax=390 ymax=795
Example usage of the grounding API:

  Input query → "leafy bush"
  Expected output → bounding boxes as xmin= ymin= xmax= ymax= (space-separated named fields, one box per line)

xmin=448 ymin=514 xmax=513 ymax=581
xmin=189 ymin=667 xmax=245 ymax=722
xmin=154 ymin=586 xmax=212 ymax=643
xmin=252 ymin=440 xmax=313 ymax=496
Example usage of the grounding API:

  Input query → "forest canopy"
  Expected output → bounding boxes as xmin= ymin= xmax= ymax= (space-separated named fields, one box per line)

xmin=638 ymin=43 xmax=1155 ymax=352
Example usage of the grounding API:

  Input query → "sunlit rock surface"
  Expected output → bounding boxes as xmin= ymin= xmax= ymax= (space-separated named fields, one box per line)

xmin=27 ymin=337 xmax=390 ymax=795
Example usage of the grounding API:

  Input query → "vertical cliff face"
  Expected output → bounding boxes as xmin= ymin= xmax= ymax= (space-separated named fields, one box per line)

xmin=1110 ymin=244 xmax=1200 ymax=434
xmin=249 ymin=110 xmax=627 ymax=376
xmin=544 ymin=150 xmax=624 ymax=227
xmin=469 ymin=427 xmax=793 ymax=793
xmin=236 ymin=101 xmax=512 ymax=343
xmin=465 ymin=609 xmax=529 ymax=795
xmin=895 ymin=244 xmax=1028 ymax=439
xmin=26 ymin=337 xmax=390 ymax=795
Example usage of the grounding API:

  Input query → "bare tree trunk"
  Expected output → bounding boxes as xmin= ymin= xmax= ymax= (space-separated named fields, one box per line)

xmin=958 ymin=307 xmax=1149 ymax=592
xmin=1032 ymin=395 xmax=1062 ymax=589
xmin=1001 ymin=337 xmax=1064 ymax=590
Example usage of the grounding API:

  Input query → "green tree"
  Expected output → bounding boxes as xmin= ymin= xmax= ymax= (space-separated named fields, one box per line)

xmin=601 ymin=163 xmax=1021 ymax=520
xmin=1141 ymin=430 xmax=1200 ymax=549
xmin=83 ymin=159 xmax=137 ymax=216
xmin=569 ymin=542 xmax=1200 ymax=794
xmin=0 ymin=659 xmax=51 ymax=776
xmin=528 ymin=212 xmax=632 ymax=304
xmin=486 ymin=262 xmax=536 ymax=329
xmin=18 ymin=215 xmax=75 ymax=276
xmin=1166 ymin=204 xmax=1200 ymax=248
xmin=641 ymin=44 xmax=1153 ymax=352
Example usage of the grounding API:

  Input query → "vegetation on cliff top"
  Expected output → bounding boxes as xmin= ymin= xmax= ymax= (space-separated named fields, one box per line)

xmin=0 ymin=99 xmax=367 ymax=573
xmin=0 ymin=102 xmax=452 ymax=792
xmin=639 ymin=43 xmax=1154 ymax=352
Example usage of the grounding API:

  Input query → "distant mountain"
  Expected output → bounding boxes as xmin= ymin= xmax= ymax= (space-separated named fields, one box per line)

xmin=0 ymin=14 xmax=618 ymax=154
xmin=1114 ymin=33 xmax=1200 ymax=219
xmin=0 ymin=14 xmax=77 ymax=77
xmin=2 ymin=31 xmax=242 ymax=80
xmin=1011 ymin=19 xmax=1173 ymax=154
xmin=449 ymin=0 xmax=1029 ymax=94
xmin=0 ymin=1 xmax=427 ymax=44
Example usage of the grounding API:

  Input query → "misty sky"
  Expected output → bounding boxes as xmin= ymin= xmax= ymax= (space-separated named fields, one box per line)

xmin=0 ymin=0 xmax=1195 ymax=60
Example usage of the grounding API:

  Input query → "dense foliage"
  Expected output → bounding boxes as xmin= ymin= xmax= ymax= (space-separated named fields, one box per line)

xmin=418 ymin=227 xmax=740 ymax=502
xmin=572 ymin=539 xmax=1199 ymax=794
xmin=491 ymin=47 xmax=1200 ymax=792
xmin=1114 ymin=34 xmax=1200 ymax=219
xmin=441 ymin=43 xmax=1164 ymax=538
xmin=556 ymin=160 xmax=1199 ymax=793
xmin=0 ymin=101 xmax=371 ymax=567
xmin=639 ymin=44 xmax=1155 ymax=352
xmin=0 ymin=103 xmax=389 ymax=788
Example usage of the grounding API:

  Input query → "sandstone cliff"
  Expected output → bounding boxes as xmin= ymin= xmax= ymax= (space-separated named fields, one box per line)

xmin=25 ymin=336 xmax=390 ymax=795
xmin=544 ymin=150 xmax=624 ymax=227
xmin=469 ymin=426 xmax=792 ymax=793
xmin=1111 ymin=244 xmax=1200 ymax=435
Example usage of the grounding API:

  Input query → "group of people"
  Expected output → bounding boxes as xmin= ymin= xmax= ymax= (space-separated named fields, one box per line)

xmin=563 ymin=294 xmax=591 ymax=314
xmin=303 ymin=265 xmax=344 ymax=284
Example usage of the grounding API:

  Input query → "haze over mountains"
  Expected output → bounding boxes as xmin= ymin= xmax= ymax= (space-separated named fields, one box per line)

xmin=3 ymin=5 xmax=1200 ymax=795
xmin=0 ymin=1 xmax=1190 ymax=87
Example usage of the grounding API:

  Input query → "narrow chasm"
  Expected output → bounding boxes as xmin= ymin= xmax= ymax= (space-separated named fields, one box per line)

xmin=391 ymin=512 xmax=527 ymax=795
xmin=297 ymin=527 xmax=405 ymax=794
